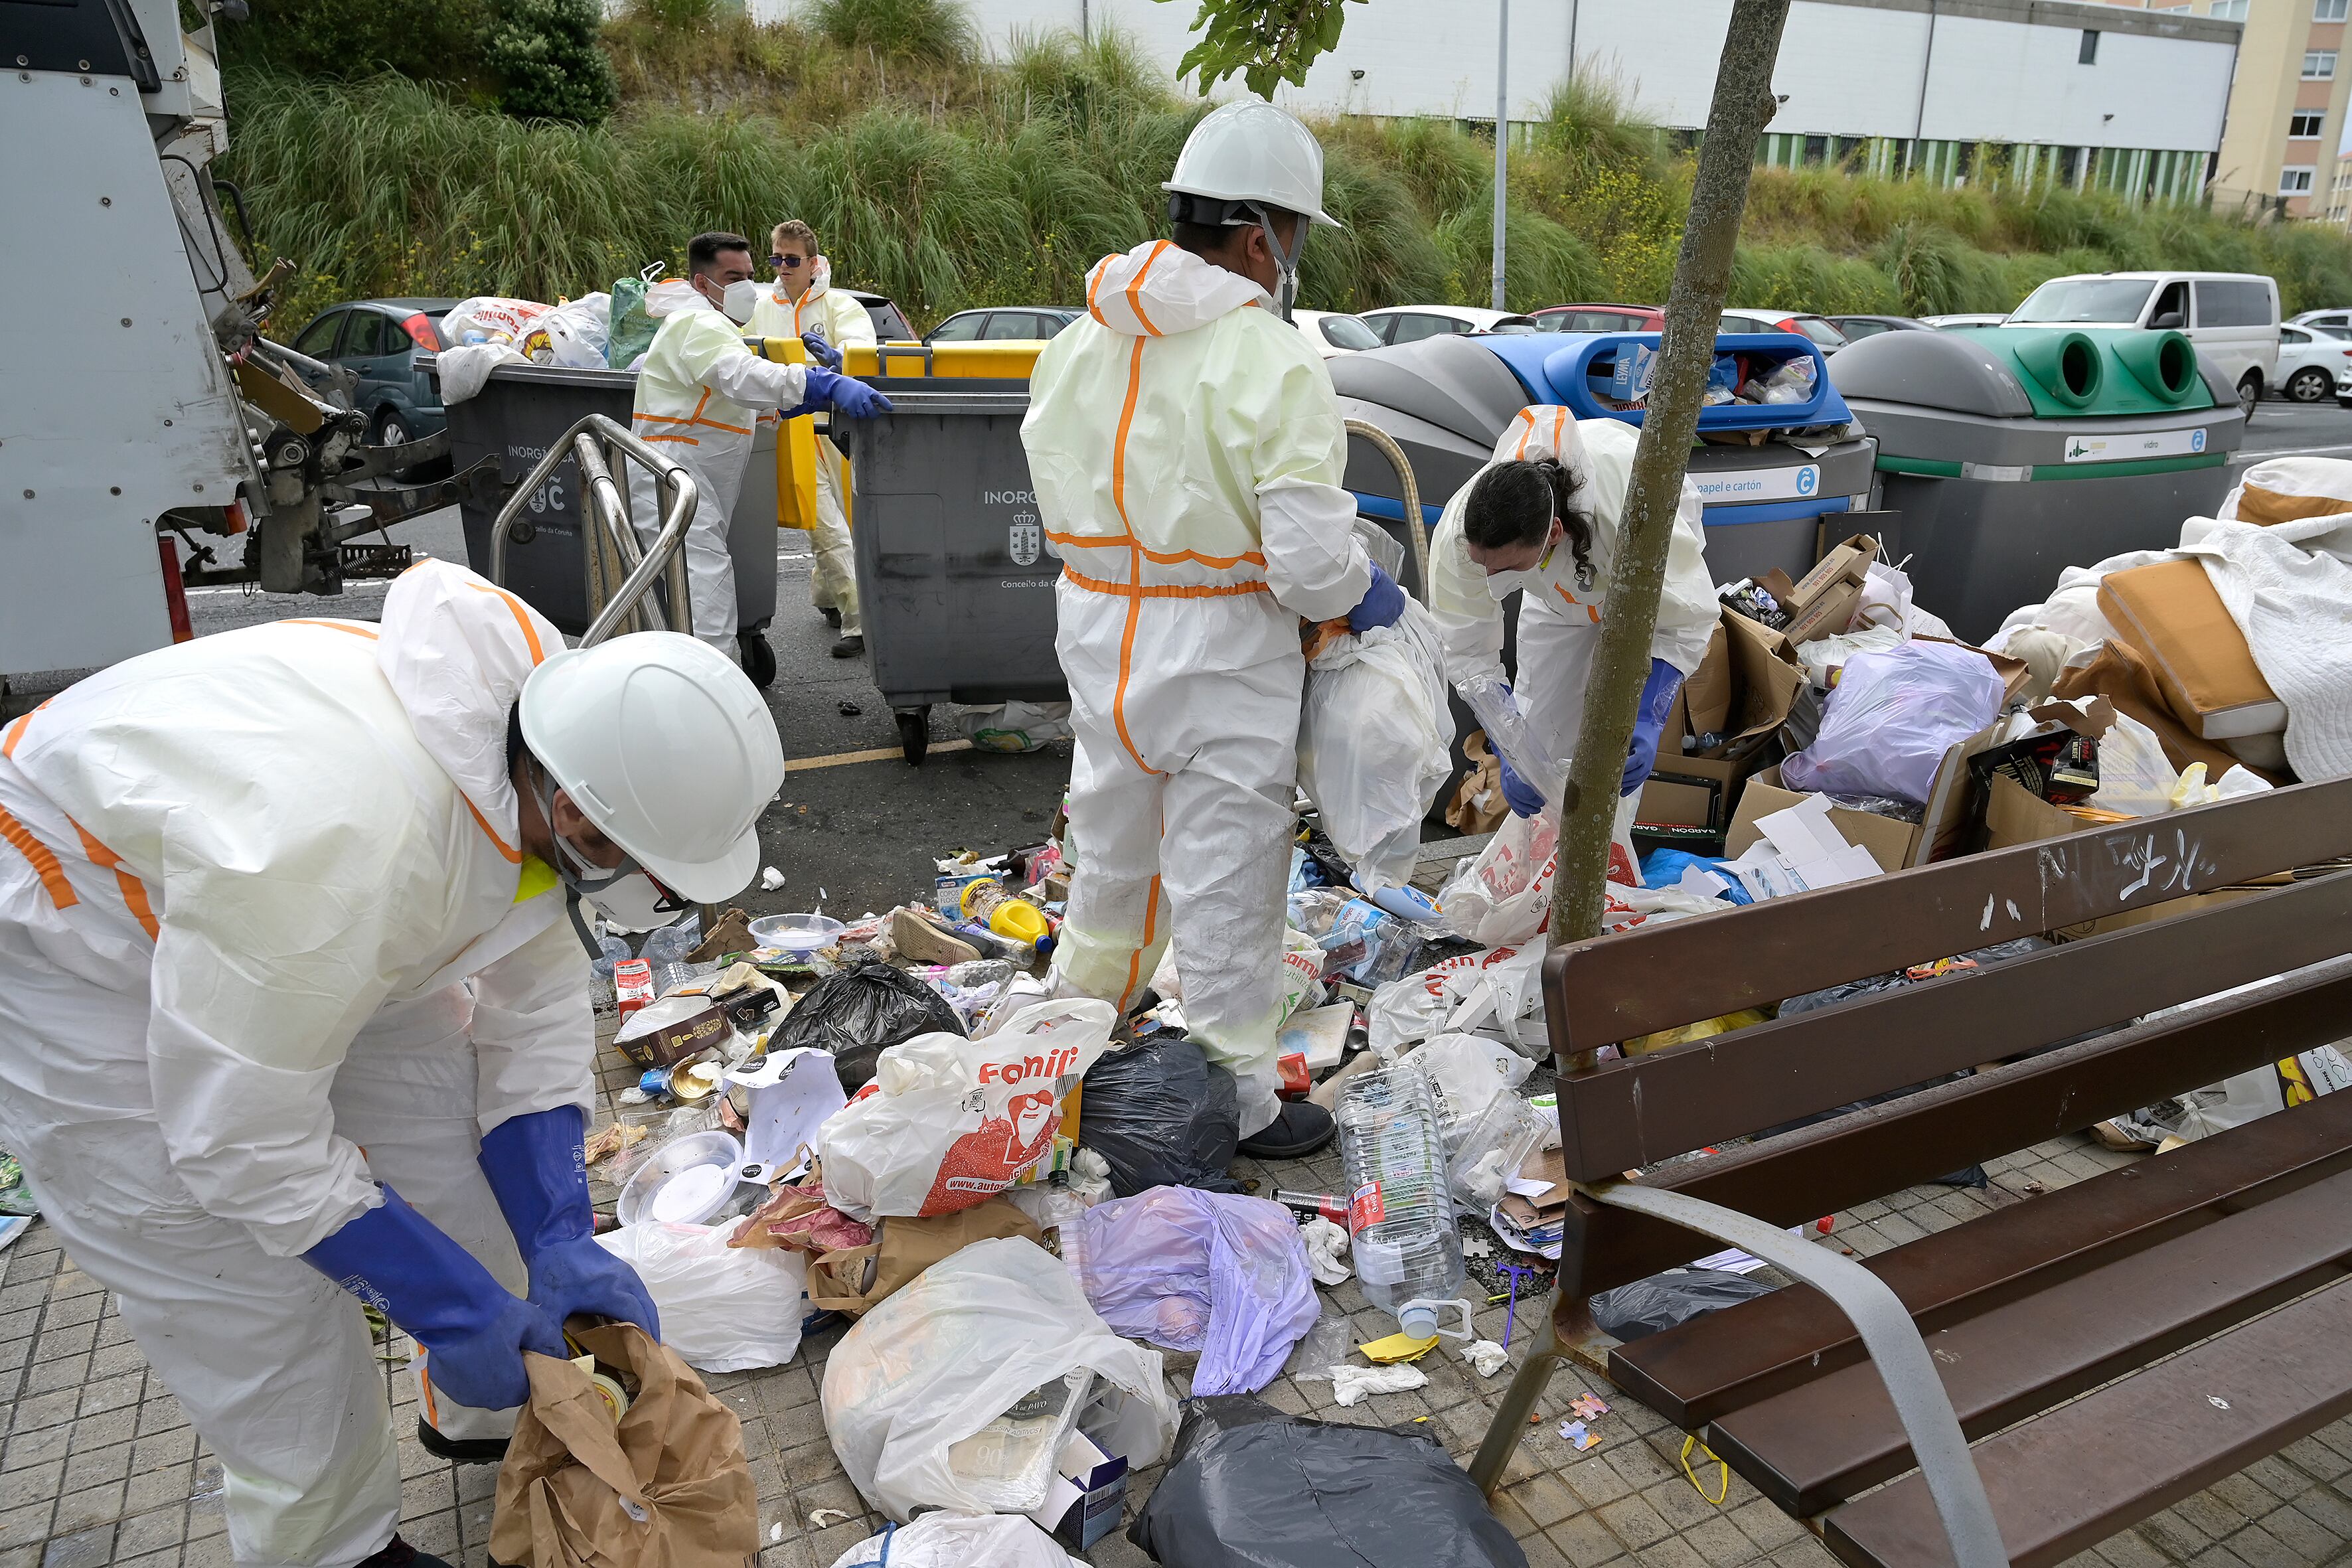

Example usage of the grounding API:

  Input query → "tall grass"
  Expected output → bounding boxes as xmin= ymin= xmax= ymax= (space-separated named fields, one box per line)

xmin=222 ymin=14 xmax=2352 ymax=333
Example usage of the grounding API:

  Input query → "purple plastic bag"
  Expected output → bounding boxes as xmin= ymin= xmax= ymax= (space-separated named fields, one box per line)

xmin=1061 ymin=1186 xmax=1321 ymax=1397
xmin=1782 ymin=641 xmax=2005 ymax=804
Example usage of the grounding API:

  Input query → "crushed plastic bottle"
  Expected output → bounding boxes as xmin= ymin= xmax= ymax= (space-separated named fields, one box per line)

xmin=1453 ymin=672 xmax=1563 ymax=813
xmin=1336 ymin=1068 xmax=1472 ymax=1342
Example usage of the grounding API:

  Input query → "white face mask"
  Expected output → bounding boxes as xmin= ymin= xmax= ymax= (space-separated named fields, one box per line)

xmin=720 ymin=278 xmax=762 ymax=325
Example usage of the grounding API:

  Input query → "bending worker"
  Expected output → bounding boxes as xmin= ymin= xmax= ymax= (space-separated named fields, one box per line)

xmin=0 ymin=560 xmax=787 ymax=1568
xmin=631 ymin=230 xmax=892 ymax=667
xmin=1428 ymin=405 xmax=1717 ymax=817
xmin=747 ymin=219 xmax=876 ymax=659
xmin=1023 ymin=101 xmax=1401 ymax=1161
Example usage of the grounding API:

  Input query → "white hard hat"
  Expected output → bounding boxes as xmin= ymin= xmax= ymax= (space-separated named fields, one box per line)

xmin=1164 ymin=101 xmax=1341 ymax=228
xmin=518 ymin=633 xmax=785 ymax=904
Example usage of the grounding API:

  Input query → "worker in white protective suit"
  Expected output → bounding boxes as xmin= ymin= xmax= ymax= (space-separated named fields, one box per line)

xmin=630 ymin=230 xmax=892 ymax=665
xmin=1427 ymin=405 xmax=1719 ymax=817
xmin=1022 ymin=101 xmax=1400 ymax=1160
xmin=747 ymin=218 xmax=878 ymax=658
xmin=0 ymin=559 xmax=787 ymax=1568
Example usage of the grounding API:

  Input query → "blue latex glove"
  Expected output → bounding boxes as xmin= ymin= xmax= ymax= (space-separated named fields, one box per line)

xmin=800 ymin=331 xmax=842 ymax=370
xmin=1495 ymin=752 xmax=1546 ymax=818
xmin=784 ymin=365 xmax=893 ymax=421
xmin=479 ymin=1105 xmax=661 ymax=1338
xmin=1622 ymin=657 xmax=1684 ymax=797
xmin=303 ymin=1186 xmax=564 ymax=1412
xmin=1347 ymin=562 xmax=1405 ymax=633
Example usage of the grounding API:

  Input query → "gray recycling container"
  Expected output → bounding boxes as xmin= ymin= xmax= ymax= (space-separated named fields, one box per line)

xmin=836 ymin=384 xmax=1063 ymax=763
xmin=1828 ymin=326 xmax=2245 ymax=641
xmin=431 ymin=360 xmax=779 ymax=643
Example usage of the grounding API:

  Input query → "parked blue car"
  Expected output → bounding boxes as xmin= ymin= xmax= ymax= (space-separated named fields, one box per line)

xmin=286 ymin=297 xmax=455 ymax=451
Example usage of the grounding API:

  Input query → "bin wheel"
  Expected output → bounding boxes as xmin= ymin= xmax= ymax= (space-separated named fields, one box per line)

xmin=738 ymin=630 xmax=777 ymax=690
xmin=896 ymin=708 xmax=930 ymax=767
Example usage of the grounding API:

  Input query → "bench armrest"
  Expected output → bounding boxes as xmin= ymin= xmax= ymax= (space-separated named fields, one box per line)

xmin=1583 ymin=1181 xmax=2008 ymax=1568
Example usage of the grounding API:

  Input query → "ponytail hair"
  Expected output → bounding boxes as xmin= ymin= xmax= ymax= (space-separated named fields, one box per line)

xmin=1462 ymin=457 xmax=1595 ymax=589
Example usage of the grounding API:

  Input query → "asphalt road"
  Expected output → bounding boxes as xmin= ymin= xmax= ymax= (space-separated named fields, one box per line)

xmin=17 ymin=392 xmax=2352 ymax=919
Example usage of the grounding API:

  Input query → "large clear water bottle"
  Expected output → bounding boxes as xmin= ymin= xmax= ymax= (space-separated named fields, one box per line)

xmin=1337 ymin=1067 xmax=1469 ymax=1342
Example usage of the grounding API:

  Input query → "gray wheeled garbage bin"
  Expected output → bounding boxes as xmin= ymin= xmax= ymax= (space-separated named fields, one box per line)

xmin=836 ymin=386 xmax=1063 ymax=764
xmin=431 ymin=361 xmax=781 ymax=674
xmin=1828 ymin=326 xmax=2245 ymax=641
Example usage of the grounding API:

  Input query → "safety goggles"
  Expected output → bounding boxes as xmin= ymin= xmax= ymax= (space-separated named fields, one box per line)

xmin=769 ymin=254 xmax=809 ymax=270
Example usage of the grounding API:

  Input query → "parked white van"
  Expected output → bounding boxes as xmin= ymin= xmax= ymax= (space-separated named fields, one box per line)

xmin=2005 ymin=272 xmax=2279 ymax=414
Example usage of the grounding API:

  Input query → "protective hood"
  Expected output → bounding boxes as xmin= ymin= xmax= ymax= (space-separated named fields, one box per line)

xmin=1081 ymin=240 xmax=1267 ymax=339
xmin=376 ymin=560 xmax=561 ymax=855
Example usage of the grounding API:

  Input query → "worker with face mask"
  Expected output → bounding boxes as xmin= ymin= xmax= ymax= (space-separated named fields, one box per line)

xmin=1022 ymin=101 xmax=1400 ymax=1160
xmin=0 ymin=560 xmax=787 ymax=1568
xmin=630 ymin=230 xmax=892 ymax=665
xmin=1428 ymin=406 xmax=1718 ymax=816
xmin=747 ymin=219 xmax=877 ymax=659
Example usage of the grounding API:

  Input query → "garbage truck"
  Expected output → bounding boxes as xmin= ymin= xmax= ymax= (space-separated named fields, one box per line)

xmin=0 ymin=0 xmax=492 ymax=696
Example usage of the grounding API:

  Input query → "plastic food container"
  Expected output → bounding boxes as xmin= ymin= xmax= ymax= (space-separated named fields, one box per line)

xmin=615 ymin=1129 xmax=750 ymax=1228
xmin=748 ymin=913 xmax=846 ymax=954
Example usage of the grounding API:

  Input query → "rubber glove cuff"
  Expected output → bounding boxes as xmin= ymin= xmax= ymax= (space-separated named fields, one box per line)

xmin=479 ymin=1105 xmax=661 ymax=1337
xmin=1495 ymin=753 xmax=1546 ymax=819
xmin=303 ymin=1186 xmax=563 ymax=1412
xmin=1621 ymin=657 xmax=1684 ymax=797
xmin=1348 ymin=562 xmax=1406 ymax=633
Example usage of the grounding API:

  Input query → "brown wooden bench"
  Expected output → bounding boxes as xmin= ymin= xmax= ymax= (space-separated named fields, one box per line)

xmin=1466 ymin=775 xmax=2352 ymax=1567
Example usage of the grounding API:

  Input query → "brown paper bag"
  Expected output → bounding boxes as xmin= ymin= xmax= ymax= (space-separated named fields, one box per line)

xmin=490 ymin=1322 xmax=759 ymax=1568
xmin=1446 ymin=732 xmax=1508 ymax=836
xmin=805 ymin=1196 xmax=1042 ymax=1316
xmin=685 ymin=907 xmax=757 ymax=965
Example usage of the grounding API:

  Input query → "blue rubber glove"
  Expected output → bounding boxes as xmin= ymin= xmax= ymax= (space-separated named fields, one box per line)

xmin=1495 ymin=753 xmax=1546 ymax=818
xmin=479 ymin=1105 xmax=661 ymax=1338
xmin=1347 ymin=562 xmax=1405 ymax=633
xmin=1622 ymin=657 xmax=1684 ymax=797
xmin=800 ymin=331 xmax=842 ymax=370
xmin=784 ymin=366 xmax=894 ymax=421
xmin=303 ymin=1186 xmax=565 ymax=1412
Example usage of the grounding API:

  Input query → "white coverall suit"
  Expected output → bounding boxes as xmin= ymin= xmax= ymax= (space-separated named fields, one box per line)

xmin=1022 ymin=240 xmax=1374 ymax=1137
xmin=629 ymin=294 xmax=812 ymax=655
xmin=1427 ymin=407 xmax=1719 ymax=772
xmin=0 ymin=562 xmax=591 ymax=1567
xmin=747 ymin=258 xmax=875 ymax=637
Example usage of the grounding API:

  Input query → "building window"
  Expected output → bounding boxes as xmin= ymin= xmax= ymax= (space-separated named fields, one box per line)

xmin=2306 ymin=50 xmax=2337 ymax=78
xmin=2080 ymin=29 xmax=2100 ymax=64
xmin=2281 ymin=165 xmax=2317 ymax=195
xmin=2319 ymin=0 xmax=2349 ymax=21
xmin=2293 ymin=110 xmax=2328 ymax=138
xmin=2209 ymin=0 xmax=2247 ymax=17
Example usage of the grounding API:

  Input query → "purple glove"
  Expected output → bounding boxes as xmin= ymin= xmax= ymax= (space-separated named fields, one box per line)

xmin=1496 ymin=753 xmax=1546 ymax=818
xmin=1622 ymin=657 xmax=1684 ymax=796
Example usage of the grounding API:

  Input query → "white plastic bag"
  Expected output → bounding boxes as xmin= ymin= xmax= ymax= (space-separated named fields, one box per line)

xmin=1296 ymin=603 xmax=1452 ymax=892
xmin=1435 ymin=812 xmax=1558 ymax=948
xmin=523 ymin=291 xmax=612 ymax=368
xmin=1783 ymin=641 xmax=2006 ymax=803
xmin=2086 ymin=708 xmax=2181 ymax=818
xmin=816 ymin=999 xmax=1115 ymax=1220
xmin=433 ymin=343 xmax=524 ymax=405
xmin=821 ymin=1237 xmax=1178 ymax=1522
xmin=591 ymin=1221 xmax=805 ymax=1373
xmin=1367 ymin=944 xmax=1547 ymax=1058
xmin=1394 ymin=1032 xmax=1534 ymax=1144
xmin=828 ymin=1514 xmax=1075 ymax=1568
xmin=957 ymin=700 xmax=1074 ymax=753
xmin=439 ymin=295 xmax=552 ymax=348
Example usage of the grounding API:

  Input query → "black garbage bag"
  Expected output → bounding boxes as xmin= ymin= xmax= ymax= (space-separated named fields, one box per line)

xmin=1079 ymin=1035 xmax=1241 ymax=1196
xmin=1589 ymin=1268 xmax=1776 ymax=1342
xmin=1131 ymin=1396 xmax=1528 ymax=1568
xmin=769 ymin=957 xmax=964 ymax=1090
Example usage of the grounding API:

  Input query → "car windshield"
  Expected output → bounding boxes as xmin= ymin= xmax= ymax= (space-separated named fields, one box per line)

xmin=1488 ymin=317 xmax=1539 ymax=335
xmin=2011 ymin=279 xmax=2157 ymax=325
xmin=1317 ymin=314 xmax=1383 ymax=351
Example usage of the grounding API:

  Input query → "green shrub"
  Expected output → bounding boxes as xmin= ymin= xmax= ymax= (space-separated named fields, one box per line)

xmin=803 ymin=0 xmax=976 ymax=65
xmin=217 ymin=0 xmax=490 ymax=86
xmin=483 ymin=0 xmax=618 ymax=123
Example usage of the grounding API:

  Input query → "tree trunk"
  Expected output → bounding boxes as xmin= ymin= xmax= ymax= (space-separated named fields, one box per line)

xmin=1546 ymin=0 xmax=1793 ymax=961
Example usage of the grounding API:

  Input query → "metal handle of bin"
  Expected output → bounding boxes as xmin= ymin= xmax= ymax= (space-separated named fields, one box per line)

xmin=1346 ymin=418 xmax=1428 ymax=595
xmin=489 ymin=414 xmax=698 ymax=649
xmin=874 ymin=343 xmax=933 ymax=378
xmin=572 ymin=431 xmax=663 ymax=640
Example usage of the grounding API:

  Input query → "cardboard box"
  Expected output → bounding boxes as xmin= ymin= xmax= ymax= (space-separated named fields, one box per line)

xmin=1027 ymin=1430 xmax=1130 ymax=1549
xmin=1980 ymin=772 xmax=2284 ymax=938
xmin=1726 ymin=716 xmax=2003 ymax=874
xmin=1636 ymin=609 xmax=1808 ymax=834
xmin=1782 ymin=577 xmax=1865 ymax=645
xmin=2098 ymin=560 xmax=2285 ymax=742
xmin=1767 ymin=532 xmax=1881 ymax=615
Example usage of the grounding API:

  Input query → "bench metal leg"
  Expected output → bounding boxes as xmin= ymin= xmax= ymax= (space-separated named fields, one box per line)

xmin=1583 ymin=1180 xmax=2009 ymax=1568
xmin=1468 ymin=1292 xmax=1573 ymax=1496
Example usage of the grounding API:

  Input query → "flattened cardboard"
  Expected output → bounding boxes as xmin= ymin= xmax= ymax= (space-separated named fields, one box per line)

xmin=2098 ymin=559 xmax=2286 ymax=741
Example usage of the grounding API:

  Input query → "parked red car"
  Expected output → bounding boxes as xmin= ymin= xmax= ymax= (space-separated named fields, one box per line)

xmin=1531 ymin=303 xmax=1665 ymax=333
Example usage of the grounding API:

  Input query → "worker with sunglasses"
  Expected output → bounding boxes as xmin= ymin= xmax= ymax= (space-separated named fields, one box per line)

xmin=0 ymin=560 xmax=786 ymax=1568
xmin=747 ymin=219 xmax=880 ymax=659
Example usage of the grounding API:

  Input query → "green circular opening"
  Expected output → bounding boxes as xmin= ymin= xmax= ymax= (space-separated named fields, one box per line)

xmin=2061 ymin=339 xmax=2098 ymax=398
xmin=2157 ymin=335 xmax=2195 ymax=396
